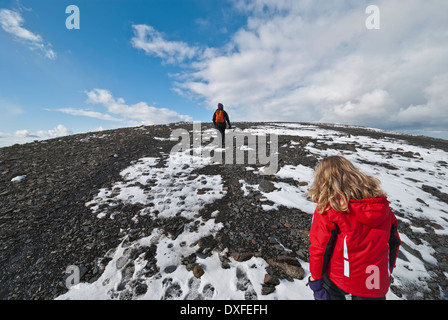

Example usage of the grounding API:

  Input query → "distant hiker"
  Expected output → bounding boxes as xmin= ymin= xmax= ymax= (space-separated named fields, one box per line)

xmin=306 ymin=156 xmax=401 ymax=300
xmin=212 ymin=103 xmax=231 ymax=147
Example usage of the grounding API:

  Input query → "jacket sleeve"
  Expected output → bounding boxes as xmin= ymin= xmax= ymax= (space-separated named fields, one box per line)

xmin=309 ymin=209 xmax=339 ymax=280
xmin=224 ymin=111 xmax=231 ymax=127
xmin=212 ymin=111 xmax=216 ymax=123
xmin=389 ymin=212 xmax=401 ymax=270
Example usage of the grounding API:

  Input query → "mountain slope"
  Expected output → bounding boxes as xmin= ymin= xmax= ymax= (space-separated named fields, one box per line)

xmin=1 ymin=122 xmax=447 ymax=300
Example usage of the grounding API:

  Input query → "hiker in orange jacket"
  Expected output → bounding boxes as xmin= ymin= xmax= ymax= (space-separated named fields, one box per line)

xmin=212 ymin=103 xmax=231 ymax=147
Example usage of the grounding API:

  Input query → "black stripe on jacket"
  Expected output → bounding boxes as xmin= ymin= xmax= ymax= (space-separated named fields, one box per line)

xmin=321 ymin=223 xmax=340 ymax=277
xmin=389 ymin=223 xmax=400 ymax=269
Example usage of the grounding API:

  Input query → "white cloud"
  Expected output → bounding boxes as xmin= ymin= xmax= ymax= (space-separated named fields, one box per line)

xmin=395 ymin=73 xmax=448 ymax=127
xmin=14 ymin=129 xmax=38 ymax=138
xmin=0 ymin=125 xmax=73 ymax=147
xmin=14 ymin=125 xmax=72 ymax=139
xmin=131 ymin=24 xmax=199 ymax=64
xmin=90 ymin=126 xmax=104 ymax=133
xmin=85 ymin=88 xmax=193 ymax=125
xmin=0 ymin=8 xmax=56 ymax=59
xmin=137 ymin=0 xmax=448 ymax=135
xmin=46 ymin=89 xmax=192 ymax=125
xmin=37 ymin=124 xmax=72 ymax=138
xmin=54 ymin=108 xmax=123 ymax=122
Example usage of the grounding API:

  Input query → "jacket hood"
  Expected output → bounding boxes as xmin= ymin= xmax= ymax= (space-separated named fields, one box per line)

xmin=348 ymin=197 xmax=390 ymax=228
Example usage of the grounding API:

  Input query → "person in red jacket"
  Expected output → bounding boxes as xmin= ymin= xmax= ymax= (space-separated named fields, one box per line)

xmin=307 ymin=156 xmax=401 ymax=300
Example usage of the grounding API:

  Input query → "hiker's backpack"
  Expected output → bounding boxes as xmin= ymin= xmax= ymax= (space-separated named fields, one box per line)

xmin=215 ymin=110 xmax=225 ymax=123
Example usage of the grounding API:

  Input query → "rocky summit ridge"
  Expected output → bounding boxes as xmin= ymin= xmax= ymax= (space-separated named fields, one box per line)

xmin=1 ymin=122 xmax=447 ymax=300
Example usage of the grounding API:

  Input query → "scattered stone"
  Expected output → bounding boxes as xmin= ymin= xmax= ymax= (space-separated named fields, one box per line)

xmin=193 ymin=264 xmax=204 ymax=278
xmin=277 ymin=262 xmax=305 ymax=280
xmin=231 ymin=251 xmax=250 ymax=262
xmin=261 ymin=284 xmax=276 ymax=295
xmin=263 ymin=273 xmax=280 ymax=286
xmin=266 ymin=257 xmax=305 ymax=280
xmin=116 ymin=257 xmax=128 ymax=270
xmin=258 ymin=178 xmax=275 ymax=193
xmin=164 ymin=265 xmax=177 ymax=274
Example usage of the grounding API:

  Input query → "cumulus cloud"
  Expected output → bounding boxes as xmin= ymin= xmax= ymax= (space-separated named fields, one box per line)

xmin=0 ymin=125 xmax=72 ymax=147
xmin=46 ymin=89 xmax=192 ymax=125
xmin=37 ymin=124 xmax=72 ymax=138
xmin=14 ymin=129 xmax=38 ymax=138
xmin=135 ymin=0 xmax=448 ymax=134
xmin=14 ymin=125 xmax=72 ymax=139
xmin=84 ymin=88 xmax=193 ymax=125
xmin=0 ymin=8 xmax=56 ymax=59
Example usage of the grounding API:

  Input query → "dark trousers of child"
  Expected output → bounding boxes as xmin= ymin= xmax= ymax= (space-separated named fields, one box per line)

xmin=323 ymin=274 xmax=386 ymax=300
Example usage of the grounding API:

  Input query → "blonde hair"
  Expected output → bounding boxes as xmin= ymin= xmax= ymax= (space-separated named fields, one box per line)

xmin=307 ymin=156 xmax=386 ymax=213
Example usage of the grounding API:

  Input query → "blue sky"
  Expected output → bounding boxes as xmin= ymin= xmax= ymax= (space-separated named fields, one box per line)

xmin=1 ymin=0 xmax=448 ymax=147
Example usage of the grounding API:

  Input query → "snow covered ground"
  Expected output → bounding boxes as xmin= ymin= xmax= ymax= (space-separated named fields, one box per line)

xmin=56 ymin=123 xmax=448 ymax=300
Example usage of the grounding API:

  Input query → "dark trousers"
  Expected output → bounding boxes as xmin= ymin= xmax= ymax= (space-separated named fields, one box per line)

xmin=323 ymin=274 xmax=386 ymax=300
xmin=215 ymin=123 xmax=226 ymax=147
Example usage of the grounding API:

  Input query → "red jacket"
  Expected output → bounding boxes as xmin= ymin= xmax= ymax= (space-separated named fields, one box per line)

xmin=309 ymin=197 xmax=401 ymax=298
